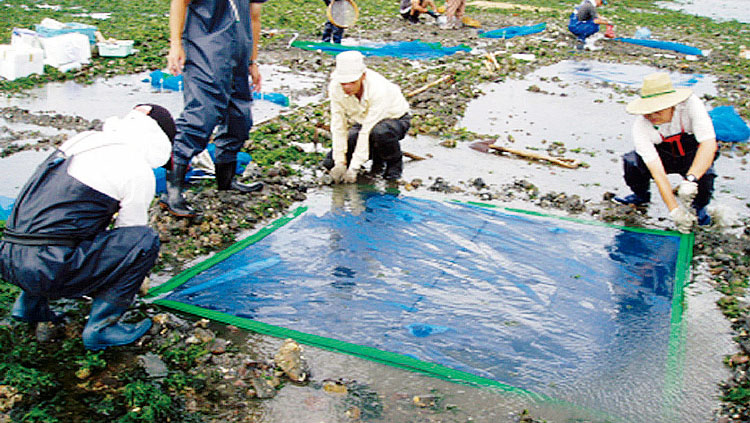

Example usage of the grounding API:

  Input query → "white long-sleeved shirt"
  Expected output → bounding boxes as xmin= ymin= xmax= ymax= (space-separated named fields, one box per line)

xmin=631 ymin=94 xmax=715 ymax=164
xmin=329 ymin=69 xmax=410 ymax=170
xmin=60 ymin=110 xmax=172 ymax=227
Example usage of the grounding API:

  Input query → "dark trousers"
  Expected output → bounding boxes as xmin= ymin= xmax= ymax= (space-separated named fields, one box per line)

xmin=323 ymin=114 xmax=411 ymax=170
xmin=322 ymin=0 xmax=345 ymax=43
xmin=622 ymin=150 xmax=716 ymax=210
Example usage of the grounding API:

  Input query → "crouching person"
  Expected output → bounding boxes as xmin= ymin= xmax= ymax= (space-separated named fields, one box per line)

xmin=0 ymin=104 xmax=175 ymax=350
xmin=615 ymin=73 xmax=718 ymax=233
xmin=322 ymin=51 xmax=411 ymax=183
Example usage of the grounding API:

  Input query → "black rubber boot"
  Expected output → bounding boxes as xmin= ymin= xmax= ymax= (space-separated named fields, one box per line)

xmin=369 ymin=157 xmax=385 ymax=176
xmin=160 ymin=164 xmax=198 ymax=217
xmin=11 ymin=292 xmax=61 ymax=323
xmin=216 ymin=161 xmax=263 ymax=193
xmin=384 ymin=158 xmax=403 ymax=180
xmin=82 ymin=299 xmax=152 ymax=351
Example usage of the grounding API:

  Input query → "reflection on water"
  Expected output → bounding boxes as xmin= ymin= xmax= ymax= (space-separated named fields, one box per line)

xmin=656 ymin=0 xmax=750 ymax=23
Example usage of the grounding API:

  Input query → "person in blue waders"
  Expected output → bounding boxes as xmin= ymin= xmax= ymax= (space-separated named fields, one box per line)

xmin=0 ymin=105 xmax=175 ymax=350
xmin=568 ymin=0 xmax=610 ymax=51
xmin=615 ymin=72 xmax=718 ymax=233
xmin=162 ymin=0 xmax=267 ymax=218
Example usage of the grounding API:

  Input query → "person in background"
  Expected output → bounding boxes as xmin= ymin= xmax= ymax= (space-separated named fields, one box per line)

xmin=322 ymin=0 xmax=345 ymax=44
xmin=0 ymin=105 xmax=174 ymax=350
xmin=568 ymin=0 xmax=610 ymax=51
xmin=163 ymin=0 xmax=265 ymax=219
xmin=400 ymin=0 xmax=439 ymax=24
xmin=322 ymin=51 xmax=411 ymax=183
xmin=615 ymin=72 xmax=718 ymax=233
xmin=444 ymin=0 xmax=465 ymax=29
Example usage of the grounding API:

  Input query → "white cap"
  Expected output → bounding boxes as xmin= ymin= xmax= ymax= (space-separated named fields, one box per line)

xmin=332 ymin=51 xmax=366 ymax=83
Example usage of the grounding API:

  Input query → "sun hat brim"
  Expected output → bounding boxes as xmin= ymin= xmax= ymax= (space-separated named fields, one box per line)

xmin=332 ymin=68 xmax=365 ymax=84
xmin=626 ymin=87 xmax=692 ymax=115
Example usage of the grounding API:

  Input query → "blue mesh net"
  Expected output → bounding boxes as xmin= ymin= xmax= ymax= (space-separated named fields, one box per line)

xmin=159 ymin=193 xmax=690 ymax=407
xmin=479 ymin=22 xmax=547 ymax=39
xmin=614 ymin=37 xmax=704 ymax=56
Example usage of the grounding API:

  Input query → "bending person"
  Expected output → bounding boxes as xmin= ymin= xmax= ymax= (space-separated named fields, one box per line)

xmin=0 ymin=105 xmax=175 ymax=350
xmin=322 ymin=51 xmax=411 ymax=183
xmin=568 ymin=0 xmax=610 ymax=50
xmin=615 ymin=72 xmax=718 ymax=233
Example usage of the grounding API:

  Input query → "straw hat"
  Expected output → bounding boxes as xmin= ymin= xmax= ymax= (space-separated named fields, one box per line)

xmin=332 ymin=51 xmax=366 ymax=83
xmin=626 ymin=72 xmax=692 ymax=115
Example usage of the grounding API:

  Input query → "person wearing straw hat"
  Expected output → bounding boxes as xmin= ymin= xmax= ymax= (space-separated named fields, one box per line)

xmin=615 ymin=72 xmax=718 ymax=233
xmin=322 ymin=51 xmax=411 ymax=183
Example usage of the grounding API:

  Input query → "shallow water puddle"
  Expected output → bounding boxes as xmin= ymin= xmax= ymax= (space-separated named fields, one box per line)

xmin=656 ymin=0 xmax=750 ymax=23
xmin=456 ymin=59 xmax=748 ymax=224
xmin=0 ymin=64 xmax=325 ymax=198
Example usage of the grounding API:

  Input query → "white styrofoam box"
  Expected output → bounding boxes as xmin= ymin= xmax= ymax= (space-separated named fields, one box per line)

xmin=39 ymin=32 xmax=91 ymax=69
xmin=11 ymin=28 xmax=43 ymax=51
xmin=0 ymin=45 xmax=44 ymax=80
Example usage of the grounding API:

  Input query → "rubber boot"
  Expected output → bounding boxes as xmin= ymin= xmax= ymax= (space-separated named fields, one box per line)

xmin=82 ymin=299 xmax=152 ymax=351
xmin=426 ymin=10 xmax=439 ymax=19
xmin=614 ymin=192 xmax=650 ymax=206
xmin=216 ymin=161 xmax=263 ymax=193
xmin=383 ymin=157 xmax=403 ymax=181
xmin=369 ymin=157 xmax=384 ymax=176
xmin=696 ymin=206 xmax=712 ymax=226
xmin=11 ymin=292 xmax=61 ymax=323
xmin=160 ymin=164 xmax=198 ymax=218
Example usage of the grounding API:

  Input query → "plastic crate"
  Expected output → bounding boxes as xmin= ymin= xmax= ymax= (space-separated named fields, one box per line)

xmin=97 ymin=40 xmax=135 ymax=57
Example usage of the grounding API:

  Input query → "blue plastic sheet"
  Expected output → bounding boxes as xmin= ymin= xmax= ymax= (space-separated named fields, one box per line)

xmin=0 ymin=195 xmax=14 ymax=222
xmin=480 ymin=22 xmax=547 ymax=39
xmin=162 ymin=194 xmax=688 ymax=400
xmin=291 ymin=40 xmax=470 ymax=59
xmin=710 ymin=105 xmax=750 ymax=142
xmin=615 ymin=37 xmax=704 ymax=56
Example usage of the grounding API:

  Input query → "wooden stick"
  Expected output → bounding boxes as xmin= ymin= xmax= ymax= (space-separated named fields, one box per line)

xmin=486 ymin=144 xmax=580 ymax=169
xmin=403 ymin=151 xmax=426 ymax=161
xmin=405 ymin=75 xmax=453 ymax=98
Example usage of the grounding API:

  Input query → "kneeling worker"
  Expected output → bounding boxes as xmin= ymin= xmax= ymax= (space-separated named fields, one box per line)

xmin=323 ymin=51 xmax=411 ymax=183
xmin=0 ymin=104 xmax=174 ymax=350
xmin=615 ymin=72 xmax=718 ymax=233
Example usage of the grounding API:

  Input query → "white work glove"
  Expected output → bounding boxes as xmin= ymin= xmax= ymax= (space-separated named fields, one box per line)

xmin=669 ymin=205 xmax=697 ymax=234
xmin=342 ymin=168 xmax=357 ymax=184
xmin=329 ymin=163 xmax=347 ymax=183
xmin=677 ymin=179 xmax=698 ymax=204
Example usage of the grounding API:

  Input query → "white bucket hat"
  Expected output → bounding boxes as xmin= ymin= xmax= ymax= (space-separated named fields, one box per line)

xmin=626 ymin=72 xmax=693 ymax=115
xmin=332 ymin=51 xmax=366 ymax=83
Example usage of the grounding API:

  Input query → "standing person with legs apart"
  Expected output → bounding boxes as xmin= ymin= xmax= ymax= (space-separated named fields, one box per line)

xmin=444 ymin=0 xmax=465 ymax=29
xmin=615 ymin=72 xmax=719 ymax=233
xmin=0 ymin=105 xmax=175 ymax=350
xmin=321 ymin=51 xmax=411 ymax=183
xmin=568 ymin=0 xmax=610 ymax=51
xmin=162 ymin=0 xmax=265 ymax=219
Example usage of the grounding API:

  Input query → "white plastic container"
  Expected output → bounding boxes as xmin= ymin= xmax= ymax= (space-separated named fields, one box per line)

xmin=0 ymin=45 xmax=44 ymax=80
xmin=97 ymin=40 xmax=135 ymax=57
xmin=39 ymin=32 xmax=91 ymax=70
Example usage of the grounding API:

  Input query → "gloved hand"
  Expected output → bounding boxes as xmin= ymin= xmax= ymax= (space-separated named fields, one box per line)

xmin=342 ymin=168 xmax=357 ymax=184
xmin=329 ymin=163 xmax=347 ymax=183
xmin=677 ymin=179 xmax=698 ymax=204
xmin=669 ymin=205 xmax=696 ymax=234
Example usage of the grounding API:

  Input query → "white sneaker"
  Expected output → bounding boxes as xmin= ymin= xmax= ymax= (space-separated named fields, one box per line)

xmin=584 ymin=39 xmax=601 ymax=51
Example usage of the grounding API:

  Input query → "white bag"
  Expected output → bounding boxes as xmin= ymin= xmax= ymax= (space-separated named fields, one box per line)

xmin=39 ymin=32 xmax=91 ymax=71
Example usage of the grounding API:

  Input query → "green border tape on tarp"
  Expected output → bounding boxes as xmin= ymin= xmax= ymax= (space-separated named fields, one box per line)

xmin=145 ymin=206 xmax=307 ymax=299
xmin=148 ymin=199 xmax=693 ymax=422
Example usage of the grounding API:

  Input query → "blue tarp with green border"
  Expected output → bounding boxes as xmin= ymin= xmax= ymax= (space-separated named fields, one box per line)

xmin=149 ymin=193 xmax=693 ymax=420
xmin=291 ymin=40 xmax=470 ymax=59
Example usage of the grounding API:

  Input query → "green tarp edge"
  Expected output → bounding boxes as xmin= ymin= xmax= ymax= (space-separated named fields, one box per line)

xmin=144 ymin=206 xmax=308 ymax=299
xmin=148 ymin=199 xmax=693 ymax=422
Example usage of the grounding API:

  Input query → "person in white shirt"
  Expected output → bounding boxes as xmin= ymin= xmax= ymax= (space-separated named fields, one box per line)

xmin=0 ymin=105 xmax=174 ymax=350
xmin=615 ymin=72 xmax=718 ymax=233
xmin=322 ymin=51 xmax=411 ymax=182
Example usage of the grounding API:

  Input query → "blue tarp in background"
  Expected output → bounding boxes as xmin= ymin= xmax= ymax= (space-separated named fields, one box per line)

xmin=291 ymin=40 xmax=471 ymax=59
xmin=614 ymin=37 xmax=704 ymax=56
xmin=479 ymin=22 xmax=547 ymax=39
xmin=160 ymin=194 xmax=687 ymax=400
